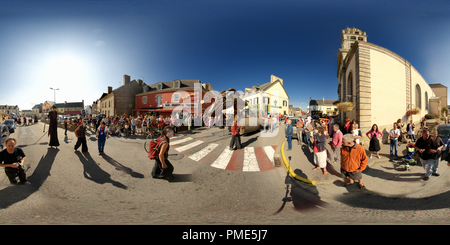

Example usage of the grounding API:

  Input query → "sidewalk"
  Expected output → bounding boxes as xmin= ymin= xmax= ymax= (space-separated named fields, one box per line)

xmin=279 ymin=134 xmax=450 ymax=198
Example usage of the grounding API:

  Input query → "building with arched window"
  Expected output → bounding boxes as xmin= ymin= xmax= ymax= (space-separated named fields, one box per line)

xmin=337 ymin=27 xmax=442 ymax=146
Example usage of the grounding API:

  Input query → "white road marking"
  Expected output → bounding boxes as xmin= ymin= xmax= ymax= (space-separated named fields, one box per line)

xmin=242 ymin=147 xmax=260 ymax=172
xmin=188 ymin=143 xmax=219 ymax=162
xmin=211 ymin=147 xmax=234 ymax=169
xmin=263 ymin=146 xmax=275 ymax=164
xmin=170 ymin=137 xmax=193 ymax=145
xmin=175 ymin=140 xmax=204 ymax=152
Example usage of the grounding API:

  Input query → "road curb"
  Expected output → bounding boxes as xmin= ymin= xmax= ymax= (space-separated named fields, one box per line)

xmin=280 ymin=142 xmax=317 ymax=186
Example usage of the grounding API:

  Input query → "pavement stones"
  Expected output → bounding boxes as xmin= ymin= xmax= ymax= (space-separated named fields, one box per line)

xmin=277 ymin=130 xmax=450 ymax=200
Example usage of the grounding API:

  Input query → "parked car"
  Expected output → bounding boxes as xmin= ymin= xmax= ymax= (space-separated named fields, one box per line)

xmin=3 ymin=119 xmax=16 ymax=133
xmin=0 ymin=124 xmax=10 ymax=150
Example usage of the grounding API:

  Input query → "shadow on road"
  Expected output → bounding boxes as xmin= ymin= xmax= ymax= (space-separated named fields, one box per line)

xmin=75 ymin=151 xmax=127 ymax=190
xmin=101 ymin=154 xmax=144 ymax=178
xmin=0 ymin=148 xmax=59 ymax=209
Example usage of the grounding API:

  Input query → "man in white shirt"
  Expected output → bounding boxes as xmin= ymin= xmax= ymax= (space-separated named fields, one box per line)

xmin=389 ymin=123 xmax=401 ymax=158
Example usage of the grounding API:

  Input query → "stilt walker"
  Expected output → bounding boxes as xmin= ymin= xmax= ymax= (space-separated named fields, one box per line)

xmin=48 ymin=105 xmax=60 ymax=149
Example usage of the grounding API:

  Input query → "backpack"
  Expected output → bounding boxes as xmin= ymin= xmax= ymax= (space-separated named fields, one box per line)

xmin=231 ymin=125 xmax=239 ymax=136
xmin=148 ymin=137 xmax=168 ymax=160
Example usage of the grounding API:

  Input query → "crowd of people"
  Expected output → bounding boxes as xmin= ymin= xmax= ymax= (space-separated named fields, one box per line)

xmin=285 ymin=113 xmax=449 ymax=188
xmin=1 ymin=105 xmax=449 ymax=185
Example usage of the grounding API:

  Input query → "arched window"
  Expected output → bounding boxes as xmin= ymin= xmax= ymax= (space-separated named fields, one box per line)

xmin=425 ymin=92 xmax=428 ymax=110
xmin=415 ymin=84 xmax=421 ymax=109
xmin=347 ymin=72 xmax=353 ymax=102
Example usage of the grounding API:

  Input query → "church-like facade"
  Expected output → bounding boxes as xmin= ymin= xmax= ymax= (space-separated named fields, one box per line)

xmin=336 ymin=27 xmax=444 ymax=145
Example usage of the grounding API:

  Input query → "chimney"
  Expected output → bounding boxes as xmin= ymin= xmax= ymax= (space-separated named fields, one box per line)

xmin=108 ymin=86 xmax=113 ymax=94
xmin=123 ymin=74 xmax=131 ymax=85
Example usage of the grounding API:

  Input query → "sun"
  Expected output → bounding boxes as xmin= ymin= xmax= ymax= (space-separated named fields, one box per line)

xmin=43 ymin=53 xmax=85 ymax=84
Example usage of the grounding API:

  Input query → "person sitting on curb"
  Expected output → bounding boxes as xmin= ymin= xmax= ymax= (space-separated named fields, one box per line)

xmin=340 ymin=133 xmax=368 ymax=190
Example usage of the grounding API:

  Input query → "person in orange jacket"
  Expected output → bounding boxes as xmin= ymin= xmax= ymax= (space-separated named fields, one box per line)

xmin=340 ymin=133 xmax=368 ymax=190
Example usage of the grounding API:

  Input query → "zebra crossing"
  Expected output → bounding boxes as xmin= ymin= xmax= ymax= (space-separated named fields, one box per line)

xmin=169 ymin=135 xmax=276 ymax=172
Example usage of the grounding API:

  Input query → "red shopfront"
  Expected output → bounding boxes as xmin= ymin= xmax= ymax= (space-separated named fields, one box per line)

xmin=134 ymin=90 xmax=214 ymax=117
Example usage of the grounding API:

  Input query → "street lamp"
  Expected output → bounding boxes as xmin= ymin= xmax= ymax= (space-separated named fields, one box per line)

xmin=50 ymin=87 xmax=59 ymax=104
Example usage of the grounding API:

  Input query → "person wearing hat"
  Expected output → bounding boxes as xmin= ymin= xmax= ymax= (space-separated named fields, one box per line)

xmin=48 ymin=105 xmax=60 ymax=149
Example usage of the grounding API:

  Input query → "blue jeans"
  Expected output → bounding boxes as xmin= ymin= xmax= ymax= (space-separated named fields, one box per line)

xmin=390 ymin=139 xmax=398 ymax=156
xmin=421 ymin=158 xmax=440 ymax=178
xmin=305 ymin=132 xmax=311 ymax=148
xmin=287 ymin=135 xmax=292 ymax=150
xmin=98 ymin=137 xmax=106 ymax=153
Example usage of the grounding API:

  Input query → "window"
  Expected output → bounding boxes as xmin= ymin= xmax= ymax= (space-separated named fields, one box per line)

xmin=144 ymin=87 xmax=148 ymax=93
xmin=157 ymin=83 xmax=162 ymax=90
xmin=157 ymin=96 xmax=162 ymax=106
xmin=173 ymin=93 xmax=180 ymax=103
xmin=175 ymin=81 xmax=180 ymax=88
xmin=142 ymin=96 xmax=147 ymax=105
xmin=416 ymin=84 xmax=422 ymax=109
xmin=425 ymin=92 xmax=428 ymax=110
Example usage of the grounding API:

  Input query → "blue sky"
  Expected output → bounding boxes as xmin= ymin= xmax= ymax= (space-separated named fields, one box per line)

xmin=1 ymin=0 xmax=450 ymax=111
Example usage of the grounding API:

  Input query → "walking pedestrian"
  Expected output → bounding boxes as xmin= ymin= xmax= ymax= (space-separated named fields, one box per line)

xmin=96 ymin=121 xmax=109 ymax=155
xmin=389 ymin=122 xmax=401 ymax=158
xmin=151 ymin=126 xmax=175 ymax=180
xmin=285 ymin=119 xmax=293 ymax=151
xmin=0 ymin=138 xmax=29 ymax=185
xmin=329 ymin=124 xmax=343 ymax=164
xmin=312 ymin=127 xmax=328 ymax=175
xmin=415 ymin=128 xmax=444 ymax=180
xmin=340 ymin=133 xmax=368 ymax=190
xmin=74 ymin=122 xmax=88 ymax=153
xmin=366 ymin=124 xmax=383 ymax=159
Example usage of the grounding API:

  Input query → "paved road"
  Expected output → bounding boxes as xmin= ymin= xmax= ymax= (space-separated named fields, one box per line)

xmin=0 ymin=122 xmax=292 ymax=224
xmin=2 ymin=122 xmax=450 ymax=224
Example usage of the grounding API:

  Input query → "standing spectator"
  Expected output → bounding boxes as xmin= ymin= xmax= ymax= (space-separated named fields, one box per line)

xmin=304 ymin=117 xmax=313 ymax=149
xmin=285 ymin=119 xmax=293 ymax=151
xmin=415 ymin=128 xmax=444 ymax=181
xmin=366 ymin=124 xmax=383 ymax=159
xmin=406 ymin=120 xmax=416 ymax=142
xmin=340 ymin=134 xmax=368 ymax=190
xmin=63 ymin=118 xmax=68 ymax=136
xmin=131 ymin=117 xmax=137 ymax=136
xmin=96 ymin=121 xmax=109 ymax=155
xmin=351 ymin=123 xmax=362 ymax=144
xmin=312 ymin=127 xmax=328 ymax=175
xmin=344 ymin=117 xmax=351 ymax=134
xmin=296 ymin=116 xmax=304 ymax=145
xmin=229 ymin=116 xmax=242 ymax=150
xmin=389 ymin=123 xmax=401 ymax=158
xmin=329 ymin=124 xmax=343 ymax=164
xmin=396 ymin=119 xmax=405 ymax=146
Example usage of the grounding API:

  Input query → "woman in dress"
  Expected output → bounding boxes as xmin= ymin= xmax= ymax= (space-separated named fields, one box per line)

xmin=47 ymin=105 xmax=60 ymax=149
xmin=366 ymin=124 xmax=383 ymax=159
xmin=312 ymin=127 xmax=328 ymax=175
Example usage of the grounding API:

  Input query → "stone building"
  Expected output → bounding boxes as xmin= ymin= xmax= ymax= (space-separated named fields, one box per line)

xmin=101 ymin=74 xmax=146 ymax=117
xmin=336 ymin=27 xmax=439 ymax=145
